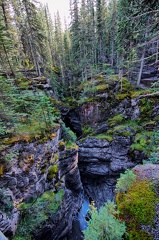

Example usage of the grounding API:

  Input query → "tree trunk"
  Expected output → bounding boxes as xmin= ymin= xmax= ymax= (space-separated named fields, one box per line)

xmin=137 ymin=47 xmax=145 ymax=86
xmin=1 ymin=0 xmax=8 ymax=28
xmin=156 ymin=40 xmax=159 ymax=63
xmin=2 ymin=42 xmax=15 ymax=77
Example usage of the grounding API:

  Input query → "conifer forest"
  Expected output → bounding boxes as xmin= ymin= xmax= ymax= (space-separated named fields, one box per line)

xmin=0 ymin=0 xmax=159 ymax=240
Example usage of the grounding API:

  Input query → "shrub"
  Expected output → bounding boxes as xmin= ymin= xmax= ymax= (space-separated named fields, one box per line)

xmin=83 ymin=201 xmax=126 ymax=240
xmin=131 ymin=131 xmax=153 ymax=153
xmin=117 ymin=181 xmax=158 ymax=225
xmin=108 ymin=114 xmax=124 ymax=127
xmin=126 ymin=230 xmax=153 ymax=240
xmin=115 ymin=169 xmax=136 ymax=193
xmin=47 ymin=164 xmax=58 ymax=181
xmin=61 ymin=123 xmax=77 ymax=142
xmin=14 ymin=190 xmax=63 ymax=240
xmin=116 ymin=180 xmax=158 ymax=239
xmin=144 ymin=130 xmax=159 ymax=164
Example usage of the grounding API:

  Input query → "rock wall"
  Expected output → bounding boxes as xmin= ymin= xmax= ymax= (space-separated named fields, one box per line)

xmin=34 ymin=148 xmax=83 ymax=240
xmin=0 ymin=76 xmax=159 ymax=239
xmin=78 ymin=136 xmax=140 ymax=208
xmin=0 ymin=128 xmax=83 ymax=240
xmin=0 ymin=129 xmax=60 ymax=238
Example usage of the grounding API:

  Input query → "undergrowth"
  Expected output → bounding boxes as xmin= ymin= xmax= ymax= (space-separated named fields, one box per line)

xmin=14 ymin=190 xmax=63 ymax=240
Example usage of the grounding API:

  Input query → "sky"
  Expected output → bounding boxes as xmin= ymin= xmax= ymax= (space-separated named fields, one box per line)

xmin=39 ymin=0 xmax=71 ymax=27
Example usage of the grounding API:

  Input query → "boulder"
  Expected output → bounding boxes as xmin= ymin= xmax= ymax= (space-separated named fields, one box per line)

xmin=0 ymin=231 xmax=8 ymax=240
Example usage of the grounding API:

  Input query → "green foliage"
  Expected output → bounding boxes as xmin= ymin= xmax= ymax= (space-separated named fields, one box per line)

xmin=140 ymin=99 xmax=152 ymax=119
xmin=0 ymin=189 xmax=14 ymax=214
xmin=14 ymin=190 xmax=63 ymax=240
xmin=65 ymin=141 xmax=78 ymax=150
xmin=119 ymin=78 xmax=134 ymax=93
xmin=95 ymin=133 xmax=113 ymax=142
xmin=61 ymin=122 xmax=77 ymax=143
xmin=131 ymin=131 xmax=153 ymax=153
xmin=83 ymin=201 xmax=126 ymax=240
xmin=113 ymin=125 xmax=132 ymax=137
xmin=116 ymin=93 xmax=130 ymax=101
xmin=0 ymin=75 xmax=60 ymax=143
xmin=82 ymin=126 xmax=94 ymax=136
xmin=151 ymin=80 xmax=159 ymax=88
xmin=144 ymin=131 xmax=159 ymax=164
xmin=115 ymin=169 xmax=136 ymax=193
xmin=108 ymin=114 xmax=124 ymax=127
xmin=47 ymin=164 xmax=58 ymax=181
xmin=117 ymin=181 xmax=158 ymax=224
xmin=116 ymin=180 xmax=159 ymax=239
xmin=126 ymin=230 xmax=153 ymax=240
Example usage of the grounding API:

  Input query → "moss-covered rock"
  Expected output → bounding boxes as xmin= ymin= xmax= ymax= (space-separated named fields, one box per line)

xmin=116 ymin=164 xmax=159 ymax=240
xmin=108 ymin=114 xmax=124 ymax=127
xmin=14 ymin=190 xmax=63 ymax=240
xmin=131 ymin=131 xmax=154 ymax=153
xmin=47 ymin=164 xmax=58 ymax=181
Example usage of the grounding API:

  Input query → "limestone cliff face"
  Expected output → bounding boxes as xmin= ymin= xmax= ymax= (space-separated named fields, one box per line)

xmin=78 ymin=136 xmax=137 ymax=208
xmin=65 ymin=77 xmax=159 ymax=209
xmin=34 ymin=148 xmax=83 ymax=240
xmin=0 ymin=128 xmax=60 ymax=238
xmin=0 ymin=75 xmax=159 ymax=239
xmin=0 ymin=128 xmax=83 ymax=240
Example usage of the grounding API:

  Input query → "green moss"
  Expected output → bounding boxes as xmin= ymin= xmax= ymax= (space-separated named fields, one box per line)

xmin=113 ymin=125 xmax=132 ymax=137
xmin=140 ymin=99 xmax=152 ymax=120
xmin=47 ymin=165 xmax=58 ymax=181
xmin=116 ymin=180 xmax=158 ymax=239
xmin=131 ymin=131 xmax=153 ymax=152
xmin=65 ymin=141 xmax=78 ymax=150
xmin=14 ymin=190 xmax=63 ymax=240
xmin=116 ymin=93 xmax=130 ymax=101
xmin=126 ymin=230 xmax=153 ymax=240
xmin=94 ymin=133 xmax=113 ymax=142
xmin=108 ymin=114 xmax=124 ymax=127
xmin=120 ymin=77 xmax=135 ymax=93
xmin=131 ymin=88 xmax=158 ymax=98
xmin=82 ymin=126 xmax=94 ymax=136
xmin=131 ymin=90 xmax=148 ymax=98
xmin=95 ymin=84 xmax=109 ymax=91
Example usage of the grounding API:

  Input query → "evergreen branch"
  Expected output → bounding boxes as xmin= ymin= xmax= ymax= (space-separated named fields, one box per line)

xmin=131 ymin=10 xmax=159 ymax=19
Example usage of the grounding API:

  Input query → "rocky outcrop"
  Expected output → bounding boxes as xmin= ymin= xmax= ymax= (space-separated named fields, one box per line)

xmin=59 ymin=149 xmax=83 ymax=193
xmin=133 ymin=164 xmax=159 ymax=183
xmin=78 ymin=136 xmax=141 ymax=208
xmin=133 ymin=164 xmax=159 ymax=240
xmin=34 ymin=148 xmax=83 ymax=240
xmin=0 ymin=231 xmax=8 ymax=240
xmin=0 ymin=127 xmax=84 ymax=240
xmin=0 ymin=129 xmax=60 ymax=238
xmin=62 ymin=109 xmax=82 ymax=137
xmin=1 ymin=74 xmax=159 ymax=239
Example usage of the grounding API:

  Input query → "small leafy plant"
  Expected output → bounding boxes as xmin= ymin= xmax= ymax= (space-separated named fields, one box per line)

xmin=14 ymin=190 xmax=63 ymax=240
xmin=115 ymin=169 xmax=136 ymax=193
xmin=83 ymin=201 xmax=126 ymax=240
